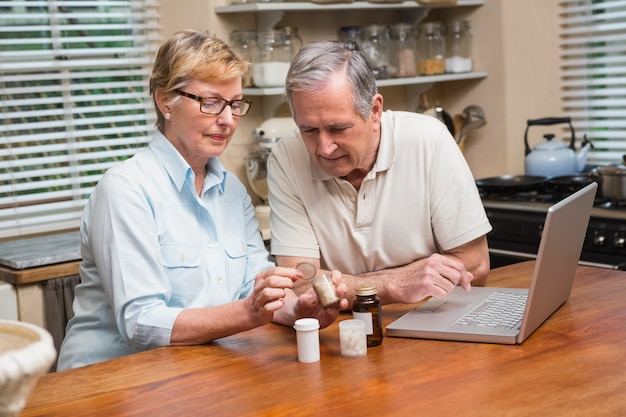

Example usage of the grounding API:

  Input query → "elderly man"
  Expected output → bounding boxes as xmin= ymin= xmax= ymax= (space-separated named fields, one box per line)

xmin=267 ymin=40 xmax=492 ymax=307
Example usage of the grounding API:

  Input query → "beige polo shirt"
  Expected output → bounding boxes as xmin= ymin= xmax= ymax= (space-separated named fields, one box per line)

xmin=267 ymin=110 xmax=492 ymax=275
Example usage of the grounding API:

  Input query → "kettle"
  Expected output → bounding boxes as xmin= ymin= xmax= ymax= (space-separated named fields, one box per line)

xmin=524 ymin=117 xmax=592 ymax=177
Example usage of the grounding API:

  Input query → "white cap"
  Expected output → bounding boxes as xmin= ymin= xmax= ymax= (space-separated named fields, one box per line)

xmin=293 ymin=318 xmax=320 ymax=331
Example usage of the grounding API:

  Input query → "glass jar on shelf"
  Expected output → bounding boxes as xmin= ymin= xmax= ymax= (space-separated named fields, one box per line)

xmin=389 ymin=22 xmax=416 ymax=78
xmin=415 ymin=21 xmax=445 ymax=76
xmin=445 ymin=20 xmax=473 ymax=73
xmin=230 ymin=29 xmax=257 ymax=63
xmin=338 ymin=26 xmax=362 ymax=43
xmin=253 ymin=29 xmax=291 ymax=87
xmin=360 ymin=24 xmax=390 ymax=80
xmin=276 ymin=26 xmax=303 ymax=60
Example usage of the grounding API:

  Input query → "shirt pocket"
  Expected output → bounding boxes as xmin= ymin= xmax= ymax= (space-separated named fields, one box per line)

xmin=224 ymin=234 xmax=248 ymax=297
xmin=160 ymin=245 xmax=203 ymax=304
xmin=160 ymin=245 xmax=201 ymax=268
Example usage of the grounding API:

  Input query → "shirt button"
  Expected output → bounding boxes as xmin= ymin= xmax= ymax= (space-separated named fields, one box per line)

xmin=350 ymin=197 xmax=357 ymax=203
xmin=217 ymin=277 xmax=224 ymax=285
xmin=179 ymin=254 xmax=185 ymax=262
xmin=207 ymin=243 xmax=214 ymax=249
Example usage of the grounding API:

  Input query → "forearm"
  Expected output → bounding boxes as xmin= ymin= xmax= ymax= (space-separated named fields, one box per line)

xmin=443 ymin=235 xmax=490 ymax=286
xmin=275 ymin=235 xmax=490 ymax=308
xmin=170 ymin=299 xmax=264 ymax=345
xmin=274 ymin=255 xmax=429 ymax=308
xmin=354 ymin=236 xmax=491 ymax=304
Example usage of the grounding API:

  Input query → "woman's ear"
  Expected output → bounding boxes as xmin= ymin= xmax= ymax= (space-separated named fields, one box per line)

xmin=155 ymin=89 xmax=171 ymax=118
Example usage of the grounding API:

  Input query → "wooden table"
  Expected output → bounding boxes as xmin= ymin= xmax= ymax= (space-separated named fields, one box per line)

xmin=21 ymin=262 xmax=626 ymax=416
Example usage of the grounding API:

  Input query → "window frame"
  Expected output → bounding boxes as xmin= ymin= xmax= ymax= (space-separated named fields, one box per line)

xmin=0 ymin=0 xmax=161 ymax=239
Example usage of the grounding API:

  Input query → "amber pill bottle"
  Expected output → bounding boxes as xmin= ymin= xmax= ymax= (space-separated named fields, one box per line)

xmin=352 ymin=284 xmax=383 ymax=347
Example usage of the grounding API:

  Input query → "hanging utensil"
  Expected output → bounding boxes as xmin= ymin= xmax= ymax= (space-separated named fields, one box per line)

xmin=457 ymin=104 xmax=486 ymax=146
xmin=417 ymin=92 xmax=455 ymax=137
xmin=453 ymin=114 xmax=465 ymax=143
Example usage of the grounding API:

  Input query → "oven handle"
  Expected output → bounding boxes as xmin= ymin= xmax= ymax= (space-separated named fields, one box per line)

xmin=489 ymin=248 xmax=626 ymax=270
xmin=578 ymin=260 xmax=626 ymax=271
xmin=489 ymin=248 xmax=536 ymax=260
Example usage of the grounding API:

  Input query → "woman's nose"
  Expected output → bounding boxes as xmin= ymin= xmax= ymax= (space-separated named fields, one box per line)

xmin=217 ymin=105 xmax=235 ymax=126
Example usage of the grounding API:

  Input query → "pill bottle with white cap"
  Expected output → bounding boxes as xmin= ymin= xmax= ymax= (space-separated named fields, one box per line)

xmin=293 ymin=318 xmax=320 ymax=363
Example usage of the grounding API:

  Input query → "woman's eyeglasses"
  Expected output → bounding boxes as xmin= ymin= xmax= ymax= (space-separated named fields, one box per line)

xmin=175 ymin=89 xmax=252 ymax=117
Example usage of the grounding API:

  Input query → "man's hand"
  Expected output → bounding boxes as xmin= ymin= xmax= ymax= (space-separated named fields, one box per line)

xmin=394 ymin=253 xmax=473 ymax=302
xmin=291 ymin=270 xmax=349 ymax=328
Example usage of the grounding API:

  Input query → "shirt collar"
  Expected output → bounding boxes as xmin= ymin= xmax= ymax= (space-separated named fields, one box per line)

xmin=149 ymin=130 xmax=227 ymax=192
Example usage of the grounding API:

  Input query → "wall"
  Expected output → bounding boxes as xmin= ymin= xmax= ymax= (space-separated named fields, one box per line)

xmin=158 ymin=0 xmax=562 ymax=196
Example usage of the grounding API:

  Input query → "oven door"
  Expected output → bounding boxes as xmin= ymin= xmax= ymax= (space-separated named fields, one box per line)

xmin=488 ymin=248 xmax=535 ymax=269
xmin=485 ymin=205 xmax=626 ymax=271
xmin=489 ymin=247 xmax=626 ymax=270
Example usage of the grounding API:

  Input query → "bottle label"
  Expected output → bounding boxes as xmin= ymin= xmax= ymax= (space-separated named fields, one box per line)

xmin=353 ymin=311 xmax=374 ymax=335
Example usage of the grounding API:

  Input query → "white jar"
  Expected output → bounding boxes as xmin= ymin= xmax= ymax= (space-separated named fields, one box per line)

xmin=253 ymin=30 xmax=291 ymax=87
xmin=445 ymin=20 xmax=473 ymax=73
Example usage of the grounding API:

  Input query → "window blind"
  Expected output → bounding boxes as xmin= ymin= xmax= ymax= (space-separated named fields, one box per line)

xmin=0 ymin=0 xmax=161 ymax=238
xmin=559 ymin=0 xmax=626 ymax=165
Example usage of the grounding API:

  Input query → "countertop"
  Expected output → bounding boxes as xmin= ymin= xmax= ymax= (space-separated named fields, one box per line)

xmin=21 ymin=262 xmax=626 ymax=416
xmin=0 ymin=231 xmax=80 ymax=270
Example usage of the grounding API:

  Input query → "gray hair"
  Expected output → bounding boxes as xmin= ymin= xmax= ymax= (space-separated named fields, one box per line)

xmin=285 ymin=40 xmax=378 ymax=120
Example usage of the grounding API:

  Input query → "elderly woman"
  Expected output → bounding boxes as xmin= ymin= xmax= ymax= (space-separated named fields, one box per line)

xmin=57 ymin=30 xmax=347 ymax=370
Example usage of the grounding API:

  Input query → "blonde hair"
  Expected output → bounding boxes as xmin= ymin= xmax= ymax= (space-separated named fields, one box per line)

xmin=150 ymin=29 xmax=252 ymax=130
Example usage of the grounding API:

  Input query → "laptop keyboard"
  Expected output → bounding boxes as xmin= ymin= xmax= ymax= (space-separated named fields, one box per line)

xmin=453 ymin=291 xmax=528 ymax=329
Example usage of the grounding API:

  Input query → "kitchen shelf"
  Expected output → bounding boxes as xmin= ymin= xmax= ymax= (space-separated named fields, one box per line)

xmin=216 ymin=0 xmax=484 ymax=13
xmin=245 ymin=71 xmax=488 ymax=118
xmin=219 ymin=0 xmax=487 ymax=117
xmin=216 ymin=0 xmax=484 ymax=30
xmin=244 ymin=71 xmax=487 ymax=95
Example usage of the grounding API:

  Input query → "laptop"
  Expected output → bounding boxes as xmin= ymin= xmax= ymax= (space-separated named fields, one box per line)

xmin=386 ymin=182 xmax=598 ymax=345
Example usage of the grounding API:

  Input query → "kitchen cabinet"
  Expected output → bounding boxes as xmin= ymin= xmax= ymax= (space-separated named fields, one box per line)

xmin=216 ymin=0 xmax=487 ymax=118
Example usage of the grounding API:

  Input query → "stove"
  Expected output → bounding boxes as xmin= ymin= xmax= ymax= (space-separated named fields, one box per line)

xmin=481 ymin=189 xmax=626 ymax=271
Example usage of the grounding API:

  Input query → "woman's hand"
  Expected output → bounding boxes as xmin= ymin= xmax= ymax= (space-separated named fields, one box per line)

xmin=244 ymin=267 xmax=302 ymax=325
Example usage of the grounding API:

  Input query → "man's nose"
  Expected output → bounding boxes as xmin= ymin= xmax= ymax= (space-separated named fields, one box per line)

xmin=317 ymin=133 xmax=338 ymax=156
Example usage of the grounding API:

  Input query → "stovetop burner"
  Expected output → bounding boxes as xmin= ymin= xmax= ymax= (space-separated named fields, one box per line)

xmin=597 ymin=200 xmax=626 ymax=210
xmin=479 ymin=190 xmax=557 ymax=204
xmin=479 ymin=189 xmax=625 ymax=211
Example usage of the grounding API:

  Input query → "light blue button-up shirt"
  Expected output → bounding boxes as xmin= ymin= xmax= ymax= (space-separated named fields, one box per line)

xmin=57 ymin=131 xmax=273 ymax=370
